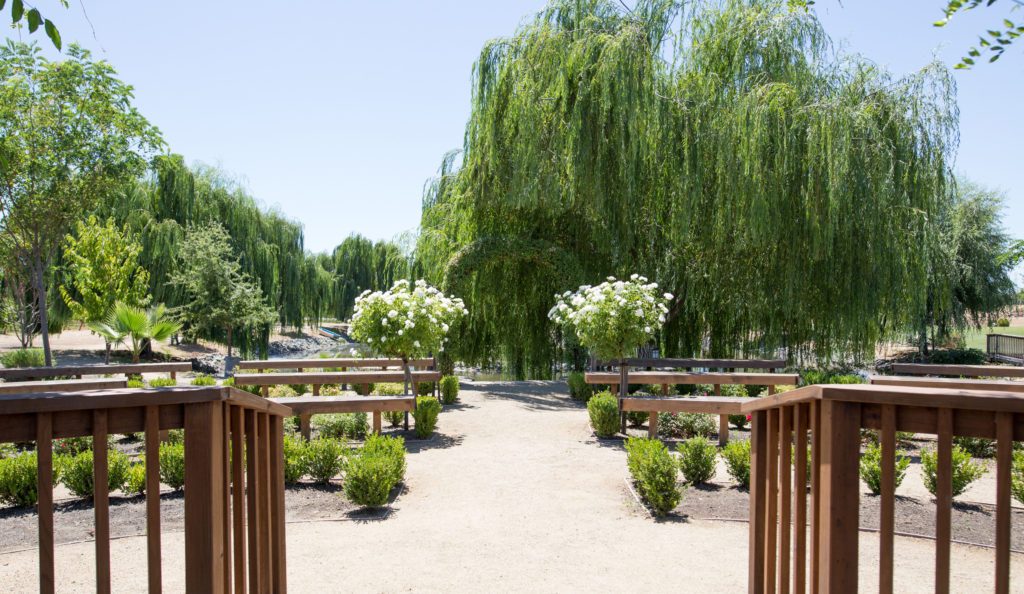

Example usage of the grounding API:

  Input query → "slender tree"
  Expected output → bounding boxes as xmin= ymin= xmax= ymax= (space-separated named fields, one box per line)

xmin=0 ymin=42 xmax=162 ymax=365
xmin=60 ymin=215 xmax=151 ymax=362
xmin=168 ymin=223 xmax=277 ymax=358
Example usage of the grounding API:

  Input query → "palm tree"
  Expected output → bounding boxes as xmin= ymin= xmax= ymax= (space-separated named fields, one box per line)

xmin=89 ymin=303 xmax=181 ymax=363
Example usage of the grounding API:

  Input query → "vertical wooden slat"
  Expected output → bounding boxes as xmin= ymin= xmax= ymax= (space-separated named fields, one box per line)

xmin=778 ymin=406 xmax=792 ymax=594
xmin=935 ymin=408 xmax=953 ymax=594
xmin=222 ymin=404 xmax=232 ymax=593
xmin=231 ymin=406 xmax=246 ymax=594
xmin=817 ymin=399 xmax=860 ymax=594
xmin=245 ymin=409 xmax=262 ymax=593
xmin=994 ymin=412 xmax=1013 ymax=594
xmin=259 ymin=413 xmax=272 ymax=589
xmin=879 ymin=404 xmax=896 ymax=594
xmin=749 ymin=410 xmax=768 ymax=594
xmin=809 ymin=400 xmax=821 ymax=594
xmin=270 ymin=415 xmax=288 ymax=594
xmin=373 ymin=411 xmax=382 ymax=435
xmin=93 ymin=410 xmax=111 ymax=594
xmin=648 ymin=409 xmax=658 ymax=438
xmin=36 ymin=412 xmax=55 ymax=594
xmin=185 ymin=401 xmax=226 ymax=593
xmin=145 ymin=405 xmax=163 ymax=594
xmin=766 ymin=408 xmax=779 ymax=594
xmin=715 ymin=384 xmax=728 ymax=446
xmin=794 ymin=404 xmax=808 ymax=594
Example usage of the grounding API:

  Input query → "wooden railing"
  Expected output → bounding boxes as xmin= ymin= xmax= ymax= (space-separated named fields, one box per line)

xmin=742 ymin=384 xmax=1023 ymax=594
xmin=0 ymin=386 xmax=292 ymax=593
xmin=987 ymin=334 xmax=1024 ymax=365
xmin=892 ymin=362 xmax=1024 ymax=378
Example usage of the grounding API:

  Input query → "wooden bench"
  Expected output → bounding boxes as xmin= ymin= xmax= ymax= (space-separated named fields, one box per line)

xmin=585 ymin=367 xmax=798 ymax=445
xmin=0 ymin=362 xmax=191 ymax=382
xmin=270 ymin=395 xmax=416 ymax=439
xmin=0 ymin=378 xmax=128 ymax=394
xmin=891 ymin=363 xmax=1024 ymax=379
xmin=233 ymin=370 xmax=441 ymax=397
xmin=620 ymin=395 xmax=755 ymax=438
xmin=869 ymin=375 xmax=1024 ymax=393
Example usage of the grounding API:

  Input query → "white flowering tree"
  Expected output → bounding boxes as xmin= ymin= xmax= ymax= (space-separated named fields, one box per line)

xmin=549 ymin=275 xmax=672 ymax=396
xmin=350 ymin=279 xmax=467 ymax=393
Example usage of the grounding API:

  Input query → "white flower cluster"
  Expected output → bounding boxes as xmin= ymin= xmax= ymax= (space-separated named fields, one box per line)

xmin=350 ymin=279 xmax=467 ymax=358
xmin=548 ymin=274 xmax=673 ymax=360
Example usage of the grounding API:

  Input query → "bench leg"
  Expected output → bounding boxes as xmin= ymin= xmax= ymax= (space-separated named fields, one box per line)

xmin=372 ymin=411 xmax=382 ymax=435
xmin=312 ymin=384 xmax=320 ymax=396
xmin=648 ymin=411 xmax=659 ymax=438
xmin=404 ymin=412 xmax=409 ymax=431
xmin=719 ymin=414 xmax=729 ymax=446
xmin=261 ymin=385 xmax=269 ymax=398
xmin=620 ymin=411 xmax=627 ymax=436
xmin=170 ymin=371 xmax=176 ymax=381
xmin=300 ymin=415 xmax=311 ymax=441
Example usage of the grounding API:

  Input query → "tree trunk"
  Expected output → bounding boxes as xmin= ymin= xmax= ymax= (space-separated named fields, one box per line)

xmin=104 ymin=342 xmax=111 ymax=365
xmin=33 ymin=256 xmax=52 ymax=367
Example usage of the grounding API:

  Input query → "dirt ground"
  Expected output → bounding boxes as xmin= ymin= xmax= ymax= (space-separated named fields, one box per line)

xmin=0 ymin=382 xmax=1021 ymax=592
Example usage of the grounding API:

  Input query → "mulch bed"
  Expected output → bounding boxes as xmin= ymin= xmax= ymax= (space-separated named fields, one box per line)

xmin=0 ymin=482 xmax=400 ymax=553
xmin=672 ymin=483 xmax=1024 ymax=551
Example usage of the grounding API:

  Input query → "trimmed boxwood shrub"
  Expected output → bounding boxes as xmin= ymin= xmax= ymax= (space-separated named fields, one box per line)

xmin=159 ymin=443 xmax=186 ymax=490
xmin=1012 ymin=451 xmax=1024 ymax=505
xmin=413 ymin=396 xmax=442 ymax=438
xmin=677 ymin=437 xmax=717 ymax=485
xmin=53 ymin=436 xmax=94 ymax=457
xmin=953 ymin=436 xmax=996 ymax=458
xmin=344 ymin=434 xmax=407 ymax=507
xmin=304 ymin=438 xmax=347 ymax=483
xmin=283 ymin=435 xmax=307 ymax=484
xmin=440 ymin=375 xmax=460 ymax=404
xmin=417 ymin=382 xmax=434 ymax=396
xmin=658 ymin=412 xmax=716 ymax=439
xmin=859 ymin=442 xmax=910 ymax=495
xmin=124 ymin=462 xmax=147 ymax=496
xmin=921 ymin=445 xmax=986 ymax=497
xmin=354 ymin=382 xmax=375 ymax=396
xmin=587 ymin=391 xmax=620 ymax=438
xmin=149 ymin=378 xmax=177 ymax=388
xmin=722 ymin=440 xmax=751 ymax=487
xmin=0 ymin=348 xmax=46 ymax=368
xmin=190 ymin=374 xmax=217 ymax=386
xmin=625 ymin=437 xmax=682 ymax=516
xmin=0 ymin=451 xmax=48 ymax=506
xmin=314 ymin=413 xmax=368 ymax=439
xmin=567 ymin=371 xmax=593 ymax=401
xmin=61 ymin=450 xmax=131 ymax=498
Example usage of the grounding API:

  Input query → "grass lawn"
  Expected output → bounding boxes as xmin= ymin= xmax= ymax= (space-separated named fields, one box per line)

xmin=963 ymin=325 xmax=1024 ymax=350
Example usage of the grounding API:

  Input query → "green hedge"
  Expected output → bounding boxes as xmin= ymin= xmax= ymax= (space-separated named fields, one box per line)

xmin=587 ymin=391 xmax=619 ymax=437
xmin=625 ymin=437 xmax=682 ymax=516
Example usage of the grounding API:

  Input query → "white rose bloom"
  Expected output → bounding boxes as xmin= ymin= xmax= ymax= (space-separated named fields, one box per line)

xmin=388 ymin=310 xmax=398 ymax=319
xmin=414 ymin=341 xmax=420 ymax=348
xmin=645 ymin=326 xmax=651 ymax=333
xmin=397 ymin=330 xmax=404 ymax=336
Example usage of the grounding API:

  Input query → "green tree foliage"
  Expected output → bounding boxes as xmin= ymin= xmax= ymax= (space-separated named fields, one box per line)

xmin=60 ymin=216 xmax=151 ymax=361
xmin=330 ymin=235 xmax=409 ymax=321
xmin=416 ymin=0 xmax=959 ymax=376
xmin=0 ymin=42 xmax=162 ymax=365
xmin=89 ymin=303 xmax=180 ymax=363
xmin=4 ymin=0 xmax=65 ymax=49
xmin=934 ymin=0 xmax=1024 ymax=68
xmin=169 ymin=223 xmax=277 ymax=358
xmin=921 ymin=179 xmax=1017 ymax=351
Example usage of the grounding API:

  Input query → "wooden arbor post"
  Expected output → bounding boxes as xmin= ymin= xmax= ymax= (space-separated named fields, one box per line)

xmin=184 ymin=401 xmax=227 ymax=592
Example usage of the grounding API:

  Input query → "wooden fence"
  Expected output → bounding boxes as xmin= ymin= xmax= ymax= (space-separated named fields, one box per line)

xmin=742 ymin=384 xmax=1023 ymax=594
xmin=987 ymin=334 xmax=1024 ymax=365
xmin=0 ymin=386 xmax=291 ymax=593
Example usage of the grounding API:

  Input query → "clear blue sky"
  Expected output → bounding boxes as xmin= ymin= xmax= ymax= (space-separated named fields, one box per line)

xmin=20 ymin=0 xmax=1024 ymax=265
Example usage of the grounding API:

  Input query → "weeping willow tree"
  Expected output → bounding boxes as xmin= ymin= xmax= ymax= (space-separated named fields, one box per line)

xmin=96 ymin=155 xmax=338 ymax=356
xmin=417 ymin=0 xmax=959 ymax=377
xmin=327 ymin=234 xmax=410 ymax=321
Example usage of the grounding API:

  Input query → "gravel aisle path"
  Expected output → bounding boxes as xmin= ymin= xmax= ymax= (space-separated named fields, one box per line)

xmin=1 ymin=381 xmax=1020 ymax=592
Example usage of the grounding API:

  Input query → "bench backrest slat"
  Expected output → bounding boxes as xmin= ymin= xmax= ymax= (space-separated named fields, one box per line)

xmin=584 ymin=371 xmax=798 ymax=386
xmin=595 ymin=358 xmax=785 ymax=370
xmin=233 ymin=370 xmax=441 ymax=386
xmin=891 ymin=363 xmax=1024 ymax=379
xmin=0 ymin=378 xmax=128 ymax=394
xmin=236 ymin=357 xmax=435 ymax=371
xmin=0 ymin=362 xmax=191 ymax=381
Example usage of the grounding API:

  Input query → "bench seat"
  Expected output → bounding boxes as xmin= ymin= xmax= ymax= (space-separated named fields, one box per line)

xmin=869 ymin=375 xmax=1024 ymax=392
xmin=237 ymin=357 xmax=435 ymax=372
xmin=270 ymin=394 xmax=416 ymax=438
xmin=620 ymin=395 xmax=752 ymax=414
xmin=234 ymin=370 xmax=441 ymax=386
xmin=891 ymin=363 xmax=1024 ymax=379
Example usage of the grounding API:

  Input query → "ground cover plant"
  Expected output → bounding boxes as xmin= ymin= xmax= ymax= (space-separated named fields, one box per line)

xmin=625 ymin=437 xmax=682 ymax=516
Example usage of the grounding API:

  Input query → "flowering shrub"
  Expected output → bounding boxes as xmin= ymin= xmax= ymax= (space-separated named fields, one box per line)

xmin=350 ymin=279 xmax=467 ymax=360
xmin=548 ymin=275 xmax=672 ymax=361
